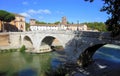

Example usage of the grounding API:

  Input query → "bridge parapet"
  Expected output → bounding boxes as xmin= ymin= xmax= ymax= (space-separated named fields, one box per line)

xmin=75 ymin=31 xmax=111 ymax=39
xmin=20 ymin=30 xmax=75 ymax=35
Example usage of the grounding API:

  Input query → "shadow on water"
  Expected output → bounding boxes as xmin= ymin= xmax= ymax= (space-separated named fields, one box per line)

xmin=16 ymin=68 xmax=37 ymax=76
xmin=0 ymin=72 xmax=8 ymax=76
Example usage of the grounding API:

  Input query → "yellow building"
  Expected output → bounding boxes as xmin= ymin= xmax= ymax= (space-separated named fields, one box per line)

xmin=10 ymin=13 xmax=26 ymax=31
xmin=0 ymin=20 xmax=1 ymax=31
xmin=0 ymin=13 xmax=26 ymax=32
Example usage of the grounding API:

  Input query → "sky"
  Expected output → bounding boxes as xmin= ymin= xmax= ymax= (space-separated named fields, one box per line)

xmin=0 ymin=0 xmax=109 ymax=23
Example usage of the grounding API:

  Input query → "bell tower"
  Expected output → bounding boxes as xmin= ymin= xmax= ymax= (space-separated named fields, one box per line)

xmin=30 ymin=19 xmax=36 ymax=25
xmin=61 ymin=16 xmax=67 ymax=25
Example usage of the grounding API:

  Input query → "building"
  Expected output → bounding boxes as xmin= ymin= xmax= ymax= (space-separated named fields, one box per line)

xmin=29 ymin=19 xmax=36 ymax=26
xmin=0 ymin=20 xmax=2 ymax=31
xmin=10 ymin=13 xmax=26 ymax=31
xmin=29 ymin=17 xmax=88 ymax=31
xmin=0 ymin=13 xmax=26 ymax=32
xmin=61 ymin=16 xmax=67 ymax=25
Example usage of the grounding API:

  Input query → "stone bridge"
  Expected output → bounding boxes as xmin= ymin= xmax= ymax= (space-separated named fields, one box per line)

xmin=0 ymin=30 xmax=120 ymax=63
xmin=9 ymin=30 xmax=76 ymax=52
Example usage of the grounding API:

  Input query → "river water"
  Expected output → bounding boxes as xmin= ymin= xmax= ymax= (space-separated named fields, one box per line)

xmin=0 ymin=44 xmax=120 ymax=76
xmin=0 ymin=51 xmax=66 ymax=76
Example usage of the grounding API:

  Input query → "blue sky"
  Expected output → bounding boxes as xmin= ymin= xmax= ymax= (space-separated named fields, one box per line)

xmin=0 ymin=0 xmax=108 ymax=23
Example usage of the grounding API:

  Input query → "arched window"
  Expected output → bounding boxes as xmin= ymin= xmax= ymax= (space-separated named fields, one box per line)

xmin=20 ymin=25 xmax=23 ymax=30
xmin=20 ymin=19 xmax=22 ymax=21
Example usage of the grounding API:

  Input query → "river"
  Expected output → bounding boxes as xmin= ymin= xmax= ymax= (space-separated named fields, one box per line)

xmin=0 ymin=51 xmax=66 ymax=76
xmin=0 ymin=44 xmax=120 ymax=76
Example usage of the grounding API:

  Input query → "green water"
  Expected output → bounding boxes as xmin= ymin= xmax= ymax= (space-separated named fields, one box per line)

xmin=0 ymin=51 xmax=63 ymax=76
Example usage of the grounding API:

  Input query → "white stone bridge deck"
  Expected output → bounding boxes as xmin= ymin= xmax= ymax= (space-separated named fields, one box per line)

xmin=0 ymin=30 xmax=120 ymax=56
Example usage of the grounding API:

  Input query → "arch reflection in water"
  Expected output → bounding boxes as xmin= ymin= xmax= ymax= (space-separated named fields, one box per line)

xmin=0 ymin=51 xmax=65 ymax=76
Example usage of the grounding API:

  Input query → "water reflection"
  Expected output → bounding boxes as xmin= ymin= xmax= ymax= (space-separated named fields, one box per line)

xmin=0 ymin=51 xmax=65 ymax=76
xmin=85 ymin=44 xmax=120 ymax=76
xmin=93 ymin=44 xmax=120 ymax=62
xmin=0 ymin=44 xmax=120 ymax=76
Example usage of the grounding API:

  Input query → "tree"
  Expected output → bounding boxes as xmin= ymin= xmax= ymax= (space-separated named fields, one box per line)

xmin=84 ymin=22 xmax=107 ymax=31
xmin=0 ymin=10 xmax=15 ymax=32
xmin=25 ymin=22 xmax=30 ymax=31
xmin=85 ymin=0 xmax=120 ymax=37
xmin=36 ymin=20 xmax=47 ymax=24
xmin=54 ymin=21 xmax=60 ymax=24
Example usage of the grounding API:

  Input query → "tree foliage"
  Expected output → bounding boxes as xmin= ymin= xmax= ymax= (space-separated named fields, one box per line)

xmin=85 ymin=0 xmax=120 ymax=37
xmin=0 ymin=10 xmax=15 ymax=31
xmin=36 ymin=20 xmax=47 ymax=24
xmin=54 ymin=21 xmax=60 ymax=24
xmin=0 ymin=10 xmax=15 ymax=22
xmin=84 ymin=22 xmax=107 ymax=31
xmin=4 ymin=14 xmax=15 ymax=22
xmin=25 ymin=22 xmax=30 ymax=31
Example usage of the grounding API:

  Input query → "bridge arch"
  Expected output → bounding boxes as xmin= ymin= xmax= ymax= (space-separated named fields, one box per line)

xmin=77 ymin=44 xmax=106 ymax=67
xmin=40 ymin=35 xmax=64 ymax=50
xmin=77 ymin=43 xmax=120 ymax=67
xmin=23 ymin=36 xmax=34 ymax=49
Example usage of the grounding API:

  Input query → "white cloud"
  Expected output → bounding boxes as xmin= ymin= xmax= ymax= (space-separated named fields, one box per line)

xmin=19 ymin=9 xmax=52 ymax=21
xmin=38 ymin=9 xmax=51 ymax=14
xmin=22 ymin=1 xmax=28 ymax=5
xmin=27 ymin=9 xmax=51 ymax=15
xmin=19 ymin=12 xmax=31 ymax=18
xmin=38 ymin=16 xmax=44 ymax=19
xmin=28 ymin=9 xmax=36 ymax=14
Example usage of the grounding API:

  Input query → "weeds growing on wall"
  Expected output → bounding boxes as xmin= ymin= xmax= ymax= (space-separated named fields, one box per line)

xmin=19 ymin=45 xmax=26 ymax=53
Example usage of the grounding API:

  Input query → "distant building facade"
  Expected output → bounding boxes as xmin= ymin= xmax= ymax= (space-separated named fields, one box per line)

xmin=61 ymin=16 xmax=67 ymax=25
xmin=0 ymin=20 xmax=2 ymax=31
xmin=29 ymin=19 xmax=36 ymax=26
xmin=0 ymin=13 xmax=26 ymax=32
xmin=10 ymin=13 xmax=26 ymax=31
xmin=29 ymin=17 xmax=88 ymax=31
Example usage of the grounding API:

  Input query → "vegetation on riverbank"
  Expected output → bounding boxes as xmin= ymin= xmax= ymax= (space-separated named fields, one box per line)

xmin=0 ymin=45 xmax=26 ymax=53
xmin=19 ymin=45 xmax=26 ymax=53
xmin=0 ymin=48 xmax=17 ymax=53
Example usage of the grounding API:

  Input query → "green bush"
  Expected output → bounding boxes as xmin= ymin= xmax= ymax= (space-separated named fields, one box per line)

xmin=19 ymin=45 xmax=26 ymax=53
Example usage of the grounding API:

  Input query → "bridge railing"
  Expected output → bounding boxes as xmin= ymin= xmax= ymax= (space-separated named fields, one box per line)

xmin=16 ymin=30 xmax=75 ymax=35
xmin=74 ymin=31 xmax=112 ymax=39
xmin=1 ymin=31 xmax=119 ymax=40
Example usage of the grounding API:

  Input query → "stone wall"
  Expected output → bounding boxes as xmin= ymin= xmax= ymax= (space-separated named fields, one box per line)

xmin=0 ymin=34 xmax=9 ymax=46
